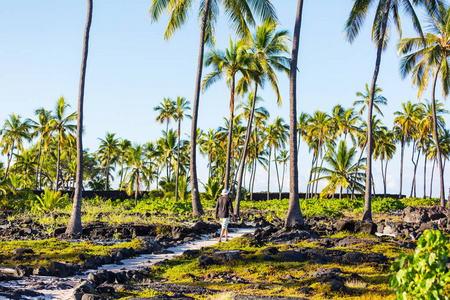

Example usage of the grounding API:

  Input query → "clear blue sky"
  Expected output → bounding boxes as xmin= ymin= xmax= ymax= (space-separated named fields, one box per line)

xmin=0 ymin=1 xmax=448 ymax=197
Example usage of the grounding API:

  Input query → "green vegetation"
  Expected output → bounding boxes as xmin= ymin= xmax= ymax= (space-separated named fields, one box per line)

xmin=390 ymin=230 xmax=450 ymax=300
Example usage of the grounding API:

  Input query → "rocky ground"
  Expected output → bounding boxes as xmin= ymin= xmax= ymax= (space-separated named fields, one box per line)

xmin=0 ymin=205 xmax=449 ymax=299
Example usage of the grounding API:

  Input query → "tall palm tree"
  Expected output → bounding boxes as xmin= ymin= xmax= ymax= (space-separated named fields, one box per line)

xmin=398 ymin=2 xmax=450 ymax=206
xmin=156 ymin=129 xmax=178 ymax=181
xmin=203 ymin=38 xmax=253 ymax=191
xmin=66 ymin=0 xmax=93 ymax=235
xmin=97 ymin=132 xmax=119 ymax=190
xmin=199 ymin=129 xmax=220 ymax=178
xmin=123 ymin=144 xmax=151 ymax=206
xmin=312 ymin=140 xmax=366 ymax=200
xmin=28 ymin=108 xmax=52 ymax=190
xmin=173 ymin=97 xmax=191 ymax=201
xmin=149 ymin=0 xmax=277 ymax=217
xmin=353 ymin=83 xmax=387 ymax=116
xmin=394 ymin=101 xmax=421 ymax=198
xmin=117 ymin=138 xmax=131 ymax=189
xmin=154 ymin=98 xmax=176 ymax=133
xmin=46 ymin=97 xmax=77 ymax=191
xmin=373 ymin=127 xmax=396 ymax=197
xmin=0 ymin=114 xmax=30 ymax=179
xmin=265 ymin=117 xmax=289 ymax=200
xmin=234 ymin=20 xmax=291 ymax=215
xmin=345 ymin=0 xmax=432 ymax=221
xmin=275 ymin=149 xmax=289 ymax=200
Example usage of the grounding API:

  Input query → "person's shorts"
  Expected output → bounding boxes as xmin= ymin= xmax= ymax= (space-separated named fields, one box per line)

xmin=220 ymin=217 xmax=230 ymax=230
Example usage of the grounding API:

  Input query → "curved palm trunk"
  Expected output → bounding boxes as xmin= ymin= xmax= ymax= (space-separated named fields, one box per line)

xmin=235 ymin=85 xmax=258 ymax=216
xmin=5 ymin=142 xmax=14 ymax=179
xmin=363 ymin=0 xmax=391 ymax=222
xmin=66 ymin=0 xmax=92 ymax=235
xmin=399 ymin=137 xmax=405 ymax=198
xmin=55 ymin=137 xmax=62 ymax=191
xmin=285 ymin=0 xmax=304 ymax=229
xmin=135 ymin=172 xmax=139 ymax=207
xmin=175 ymin=120 xmax=181 ymax=201
xmin=224 ymin=77 xmax=236 ymax=191
xmin=431 ymin=60 xmax=446 ymax=206
xmin=189 ymin=0 xmax=211 ymax=216
xmin=267 ymin=147 xmax=272 ymax=200
xmin=35 ymin=142 xmax=42 ymax=190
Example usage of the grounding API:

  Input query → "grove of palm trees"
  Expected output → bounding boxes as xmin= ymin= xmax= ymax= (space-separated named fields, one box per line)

xmin=1 ymin=1 xmax=450 ymax=299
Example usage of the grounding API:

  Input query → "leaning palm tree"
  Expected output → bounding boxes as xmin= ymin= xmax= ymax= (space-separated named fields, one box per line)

xmin=45 ymin=97 xmax=77 ymax=191
xmin=234 ymin=20 xmax=291 ymax=216
xmin=0 ymin=114 xmax=31 ymax=179
xmin=312 ymin=140 xmax=366 ymax=200
xmin=353 ymin=83 xmax=387 ymax=116
xmin=345 ymin=0 xmax=434 ymax=221
xmin=66 ymin=0 xmax=93 ymax=235
xmin=398 ymin=2 xmax=450 ymax=206
xmin=203 ymin=38 xmax=253 ymax=191
xmin=149 ymin=0 xmax=277 ymax=217
xmin=173 ymin=97 xmax=191 ymax=201
xmin=97 ymin=132 xmax=119 ymax=190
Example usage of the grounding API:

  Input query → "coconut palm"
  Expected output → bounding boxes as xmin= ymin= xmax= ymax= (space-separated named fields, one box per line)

xmin=67 ymin=0 xmax=93 ymax=235
xmin=332 ymin=105 xmax=361 ymax=142
xmin=156 ymin=129 xmax=178 ymax=181
xmin=345 ymin=0 xmax=433 ymax=221
xmin=123 ymin=144 xmax=151 ymax=206
xmin=312 ymin=140 xmax=366 ymax=199
xmin=45 ymin=97 xmax=77 ymax=191
xmin=199 ymin=129 xmax=220 ymax=178
xmin=154 ymin=98 xmax=176 ymax=133
xmin=373 ymin=127 xmax=396 ymax=197
xmin=353 ymin=84 xmax=387 ymax=116
xmin=234 ymin=20 xmax=291 ymax=215
xmin=394 ymin=101 xmax=421 ymax=198
xmin=0 ymin=114 xmax=31 ymax=179
xmin=203 ymin=38 xmax=253 ymax=191
xmin=97 ymin=132 xmax=119 ymax=190
xmin=398 ymin=2 xmax=450 ymax=206
xmin=173 ymin=97 xmax=191 ymax=201
xmin=28 ymin=108 xmax=52 ymax=190
xmin=265 ymin=117 xmax=289 ymax=200
xmin=149 ymin=0 xmax=277 ymax=217
xmin=285 ymin=0 xmax=305 ymax=229
xmin=13 ymin=150 xmax=37 ymax=188
xmin=117 ymin=139 xmax=132 ymax=189
xmin=275 ymin=149 xmax=289 ymax=200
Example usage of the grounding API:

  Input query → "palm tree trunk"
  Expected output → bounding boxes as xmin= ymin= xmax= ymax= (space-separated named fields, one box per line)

xmin=430 ymin=159 xmax=435 ymax=198
xmin=135 ymin=173 xmax=139 ymax=207
xmin=423 ymin=151 xmax=427 ymax=198
xmin=189 ymin=0 xmax=211 ymax=217
xmin=431 ymin=59 xmax=446 ymax=206
xmin=235 ymin=85 xmax=258 ymax=216
xmin=274 ymin=150 xmax=282 ymax=200
xmin=55 ymin=137 xmax=62 ymax=191
xmin=175 ymin=120 xmax=181 ymax=201
xmin=267 ymin=147 xmax=272 ymax=200
xmin=363 ymin=0 xmax=391 ymax=222
xmin=119 ymin=157 xmax=125 ymax=189
xmin=351 ymin=141 xmax=366 ymax=200
xmin=399 ymin=137 xmax=405 ymax=198
xmin=105 ymin=155 xmax=110 ymax=190
xmin=5 ymin=142 xmax=14 ymax=179
xmin=35 ymin=142 xmax=42 ymax=190
xmin=281 ymin=160 xmax=286 ymax=199
xmin=224 ymin=76 xmax=236 ymax=191
xmin=381 ymin=159 xmax=386 ymax=197
xmin=66 ymin=0 xmax=92 ymax=235
xmin=285 ymin=0 xmax=305 ymax=229
xmin=306 ymin=154 xmax=316 ymax=199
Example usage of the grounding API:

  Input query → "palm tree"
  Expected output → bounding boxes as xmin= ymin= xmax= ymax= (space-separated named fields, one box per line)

xmin=154 ymin=98 xmax=176 ymax=133
xmin=398 ymin=2 xmax=450 ymax=206
xmin=199 ymin=129 xmax=220 ymax=178
xmin=312 ymin=140 xmax=366 ymax=199
xmin=117 ymin=138 xmax=131 ymax=189
xmin=123 ymin=144 xmax=151 ymax=206
xmin=14 ymin=150 xmax=38 ymax=189
xmin=0 ymin=114 xmax=31 ymax=179
xmin=46 ymin=97 xmax=77 ymax=191
xmin=156 ymin=129 xmax=178 ymax=181
xmin=203 ymin=38 xmax=253 ymax=191
xmin=353 ymin=84 xmax=387 ymax=116
xmin=28 ymin=108 xmax=52 ymax=190
xmin=97 ymin=132 xmax=119 ymax=190
xmin=332 ymin=106 xmax=361 ymax=142
xmin=66 ymin=0 xmax=93 ymax=235
xmin=234 ymin=20 xmax=291 ymax=215
xmin=394 ymin=101 xmax=421 ymax=198
xmin=149 ymin=0 xmax=277 ymax=217
xmin=373 ymin=127 xmax=396 ymax=197
xmin=285 ymin=0 xmax=305 ymax=228
xmin=275 ymin=149 xmax=289 ymax=200
xmin=345 ymin=0 xmax=432 ymax=221
xmin=265 ymin=117 xmax=289 ymax=200
xmin=173 ymin=96 xmax=191 ymax=201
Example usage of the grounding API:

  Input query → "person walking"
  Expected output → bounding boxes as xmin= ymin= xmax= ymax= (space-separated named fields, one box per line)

xmin=215 ymin=189 xmax=235 ymax=242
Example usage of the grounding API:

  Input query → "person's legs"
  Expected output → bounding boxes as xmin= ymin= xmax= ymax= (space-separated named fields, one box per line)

xmin=225 ymin=229 xmax=229 ymax=241
xmin=219 ymin=228 xmax=225 ymax=242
